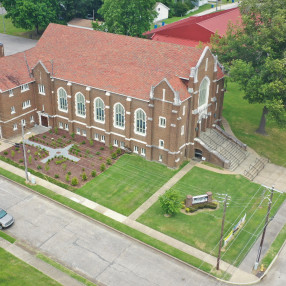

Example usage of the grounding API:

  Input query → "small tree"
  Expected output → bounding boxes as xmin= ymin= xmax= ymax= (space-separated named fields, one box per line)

xmin=81 ymin=172 xmax=88 ymax=181
xmin=71 ymin=177 xmax=79 ymax=186
xmin=11 ymin=150 xmax=15 ymax=158
xmin=66 ymin=174 xmax=70 ymax=182
xmin=106 ymin=158 xmax=112 ymax=165
xmin=100 ymin=163 xmax=106 ymax=172
xmin=45 ymin=163 xmax=50 ymax=172
xmin=159 ymin=190 xmax=181 ymax=216
xmin=28 ymin=155 xmax=32 ymax=163
xmin=91 ymin=169 xmax=97 ymax=177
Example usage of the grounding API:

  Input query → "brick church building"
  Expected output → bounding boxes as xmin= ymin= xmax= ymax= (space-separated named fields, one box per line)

xmin=0 ymin=24 xmax=228 ymax=168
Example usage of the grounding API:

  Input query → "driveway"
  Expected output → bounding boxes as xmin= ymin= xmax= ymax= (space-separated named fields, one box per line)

xmin=0 ymin=177 xmax=218 ymax=286
xmin=0 ymin=33 xmax=37 ymax=56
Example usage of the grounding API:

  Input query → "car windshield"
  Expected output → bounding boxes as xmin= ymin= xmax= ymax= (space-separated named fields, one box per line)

xmin=0 ymin=209 xmax=7 ymax=219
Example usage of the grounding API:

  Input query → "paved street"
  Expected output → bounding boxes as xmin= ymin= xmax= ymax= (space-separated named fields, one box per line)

xmin=0 ymin=33 xmax=37 ymax=56
xmin=0 ymin=177 xmax=218 ymax=286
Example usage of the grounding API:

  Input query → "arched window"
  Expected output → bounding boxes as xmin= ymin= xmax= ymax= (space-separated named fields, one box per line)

xmin=58 ymin=88 xmax=68 ymax=112
xmin=76 ymin=93 xmax=86 ymax=117
xmin=135 ymin=109 xmax=146 ymax=135
xmin=114 ymin=103 xmax=125 ymax=128
xmin=198 ymin=77 xmax=210 ymax=108
xmin=94 ymin=98 xmax=105 ymax=122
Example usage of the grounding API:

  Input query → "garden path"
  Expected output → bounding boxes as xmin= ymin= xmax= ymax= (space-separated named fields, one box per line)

xmin=24 ymin=139 xmax=80 ymax=163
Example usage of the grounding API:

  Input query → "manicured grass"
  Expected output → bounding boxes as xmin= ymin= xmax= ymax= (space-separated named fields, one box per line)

xmin=223 ymin=82 xmax=286 ymax=166
xmin=0 ymin=167 xmax=230 ymax=279
xmin=0 ymin=248 xmax=61 ymax=286
xmin=137 ymin=167 xmax=286 ymax=266
xmin=37 ymin=253 xmax=97 ymax=286
xmin=77 ymin=154 xmax=183 ymax=216
xmin=0 ymin=231 xmax=16 ymax=243
xmin=162 ymin=4 xmax=212 ymax=25
xmin=260 ymin=224 xmax=286 ymax=269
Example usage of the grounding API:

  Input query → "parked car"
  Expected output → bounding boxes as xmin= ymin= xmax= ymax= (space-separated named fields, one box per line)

xmin=0 ymin=208 xmax=14 ymax=229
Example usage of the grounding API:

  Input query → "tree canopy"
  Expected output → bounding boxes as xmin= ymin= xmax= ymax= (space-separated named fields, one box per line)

xmin=95 ymin=0 xmax=157 ymax=37
xmin=211 ymin=0 xmax=286 ymax=134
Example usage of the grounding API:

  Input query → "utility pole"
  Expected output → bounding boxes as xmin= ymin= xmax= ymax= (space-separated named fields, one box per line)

xmin=21 ymin=123 xmax=29 ymax=183
xmin=254 ymin=186 xmax=274 ymax=270
xmin=0 ymin=4 xmax=6 ymax=33
xmin=216 ymin=194 xmax=228 ymax=270
xmin=216 ymin=0 xmax=218 ymax=11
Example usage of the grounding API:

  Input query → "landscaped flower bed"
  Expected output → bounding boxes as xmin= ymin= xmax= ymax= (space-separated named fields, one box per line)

xmin=0 ymin=128 xmax=123 ymax=187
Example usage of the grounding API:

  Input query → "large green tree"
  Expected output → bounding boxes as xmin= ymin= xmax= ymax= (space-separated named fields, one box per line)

xmin=2 ymin=0 xmax=59 ymax=34
xmin=211 ymin=0 xmax=286 ymax=134
xmin=95 ymin=0 xmax=157 ymax=37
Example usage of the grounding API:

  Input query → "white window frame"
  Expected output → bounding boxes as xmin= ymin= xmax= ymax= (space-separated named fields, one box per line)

xmin=94 ymin=97 xmax=105 ymax=123
xmin=95 ymin=133 xmax=99 ymax=141
xmin=76 ymin=127 xmax=81 ymax=135
xmin=134 ymin=146 xmax=138 ymax=153
xmin=9 ymin=90 xmax=14 ymax=97
xmin=141 ymin=148 xmax=146 ymax=156
xmin=114 ymin=103 xmax=125 ymax=129
xmin=59 ymin=122 xmax=64 ymax=129
xmin=205 ymin=58 xmax=208 ymax=71
xmin=58 ymin=87 xmax=68 ymax=112
xmin=82 ymin=130 xmax=87 ymax=137
xmin=181 ymin=125 xmax=184 ymax=136
xmin=101 ymin=135 xmax=105 ymax=143
xmin=22 ymin=100 xmax=31 ymax=109
xmin=159 ymin=116 xmax=166 ymax=128
xmin=30 ymin=115 xmax=34 ymax=123
xmin=20 ymin=84 xmax=29 ymax=92
xmin=21 ymin=119 xmax=26 ymax=126
xmin=38 ymin=84 xmax=45 ymax=95
xmin=113 ymin=139 xmax=118 ymax=146
xmin=159 ymin=139 xmax=164 ymax=149
xmin=120 ymin=141 xmax=125 ymax=148
xmin=183 ymin=105 xmax=186 ymax=116
xmin=64 ymin=123 xmax=69 ymax=130
xmin=75 ymin=92 xmax=86 ymax=118
xmin=13 ymin=123 xmax=17 ymax=131
xmin=11 ymin=106 xmax=15 ymax=114
xmin=159 ymin=155 xmax=163 ymax=162
xmin=216 ymin=85 xmax=219 ymax=94
xmin=134 ymin=108 xmax=146 ymax=136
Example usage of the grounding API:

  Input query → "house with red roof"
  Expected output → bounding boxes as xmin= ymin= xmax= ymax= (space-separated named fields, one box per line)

xmin=144 ymin=8 xmax=241 ymax=47
xmin=0 ymin=23 xmax=247 ymax=169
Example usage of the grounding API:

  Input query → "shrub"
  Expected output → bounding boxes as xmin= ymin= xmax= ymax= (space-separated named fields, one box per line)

xmin=45 ymin=164 xmax=50 ymax=172
xmin=89 ymin=139 xmax=94 ymax=146
xmin=49 ymin=130 xmax=52 ymax=134
xmin=19 ymin=159 xmax=24 ymax=163
xmin=189 ymin=207 xmax=196 ymax=213
xmin=111 ymin=152 xmax=117 ymax=159
xmin=91 ymin=169 xmax=96 ymax=177
xmin=81 ymin=172 xmax=88 ymax=181
xmin=100 ymin=163 xmax=106 ymax=172
xmin=181 ymin=204 xmax=185 ymax=209
xmin=43 ymin=135 xmax=46 ymax=139
xmin=185 ymin=208 xmax=190 ymax=213
xmin=66 ymin=174 xmax=70 ymax=182
xmin=116 ymin=148 xmax=121 ymax=155
xmin=37 ymin=165 xmax=42 ymax=170
xmin=67 ymin=171 xmax=71 ymax=175
xmin=100 ymin=147 xmax=104 ymax=150
xmin=159 ymin=189 xmax=181 ymax=216
xmin=71 ymin=177 xmax=78 ymax=186
xmin=54 ymin=174 xmax=59 ymax=178
xmin=62 ymin=163 xmax=67 ymax=171
xmin=28 ymin=155 xmax=32 ymax=163
xmin=96 ymin=151 xmax=100 ymax=155
xmin=3 ymin=151 xmax=8 ymax=155
xmin=106 ymin=158 xmax=112 ymax=165
xmin=15 ymin=147 xmax=19 ymax=151
xmin=71 ymin=132 xmax=75 ymax=139
xmin=81 ymin=140 xmax=86 ymax=145
xmin=11 ymin=150 xmax=15 ymax=158
xmin=54 ymin=127 xmax=58 ymax=134
xmin=109 ymin=144 xmax=113 ymax=150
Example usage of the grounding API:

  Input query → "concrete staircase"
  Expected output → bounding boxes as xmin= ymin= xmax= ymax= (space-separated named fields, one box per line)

xmin=199 ymin=128 xmax=248 ymax=171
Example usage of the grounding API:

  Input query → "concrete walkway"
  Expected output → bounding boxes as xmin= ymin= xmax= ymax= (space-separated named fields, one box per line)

xmin=0 ymin=238 xmax=83 ymax=286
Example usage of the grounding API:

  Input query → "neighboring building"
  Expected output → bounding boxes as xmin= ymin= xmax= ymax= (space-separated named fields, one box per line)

xmin=0 ymin=23 xmax=228 ymax=169
xmin=144 ymin=8 xmax=241 ymax=47
xmin=194 ymin=0 xmax=209 ymax=7
xmin=154 ymin=2 xmax=170 ymax=23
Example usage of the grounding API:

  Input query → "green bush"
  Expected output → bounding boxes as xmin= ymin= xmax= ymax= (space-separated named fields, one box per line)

xmin=116 ymin=148 xmax=121 ymax=155
xmin=54 ymin=174 xmax=59 ymax=178
xmin=71 ymin=132 xmax=75 ymax=139
xmin=67 ymin=171 xmax=71 ymax=175
xmin=81 ymin=172 xmax=88 ymax=181
xmin=37 ymin=165 xmax=42 ymax=170
xmin=19 ymin=159 xmax=24 ymax=163
xmin=100 ymin=163 xmax=106 ymax=172
xmin=96 ymin=151 xmax=100 ymax=155
xmin=109 ymin=144 xmax=113 ymax=150
xmin=28 ymin=155 xmax=32 ymax=163
xmin=66 ymin=174 xmax=70 ymax=182
xmin=106 ymin=158 xmax=112 ymax=165
xmin=81 ymin=140 xmax=86 ymax=145
xmin=91 ymin=169 xmax=97 ymax=177
xmin=111 ymin=152 xmax=117 ymax=159
xmin=100 ymin=147 xmax=104 ymax=150
xmin=185 ymin=208 xmax=190 ymax=213
xmin=45 ymin=164 xmax=50 ymax=172
xmin=159 ymin=189 xmax=181 ymax=216
xmin=62 ymin=163 xmax=67 ymax=171
xmin=3 ymin=151 xmax=8 ymax=155
xmin=89 ymin=139 xmax=94 ymax=146
xmin=54 ymin=127 xmax=58 ymax=134
xmin=71 ymin=177 xmax=79 ymax=186
xmin=11 ymin=150 xmax=15 ymax=158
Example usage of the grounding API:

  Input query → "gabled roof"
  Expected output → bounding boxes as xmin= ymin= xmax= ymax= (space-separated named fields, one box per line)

xmin=0 ymin=23 xmax=208 ymax=101
xmin=144 ymin=8 xmax=241 ymax=46
xmin=155 ymin=2 xmax=170 ymax=10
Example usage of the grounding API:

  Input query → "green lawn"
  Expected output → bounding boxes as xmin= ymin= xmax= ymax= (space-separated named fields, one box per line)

xmin=0 ymin=248 xmax=61 ymax=286
xmin=0 ymin=231 xmax=16 ymax=243
xmin=223 ymin=82 xmax=286 ymax=166
xmin=77 ymin=154 xmax=183 ymax=216
xmin=137 ymin=167 xmax=286 ymax=266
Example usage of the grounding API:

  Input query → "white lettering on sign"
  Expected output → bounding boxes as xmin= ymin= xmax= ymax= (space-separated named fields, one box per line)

xmin=192 ymin=194 xmax=208 ymax=204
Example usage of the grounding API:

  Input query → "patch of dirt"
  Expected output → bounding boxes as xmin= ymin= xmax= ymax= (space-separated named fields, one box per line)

xmin=0 ymin=129 xmax=123 ymax=188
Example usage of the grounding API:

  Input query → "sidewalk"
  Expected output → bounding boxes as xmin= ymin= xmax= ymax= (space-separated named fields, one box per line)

xmin=0 ymin=159 xmax=257 ymax=283
xmin=0 ymin=238 xmax=83 ymax=286
xmin=194 ymin=2 xmax=239 ymax=17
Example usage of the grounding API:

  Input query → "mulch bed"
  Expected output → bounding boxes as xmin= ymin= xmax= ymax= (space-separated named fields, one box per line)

xmin=0 ymin=129 xmax=123 ymax=188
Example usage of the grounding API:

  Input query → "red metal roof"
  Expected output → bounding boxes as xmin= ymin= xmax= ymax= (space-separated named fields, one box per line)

xmin=0 ymin=23 xmax=208 ymax=101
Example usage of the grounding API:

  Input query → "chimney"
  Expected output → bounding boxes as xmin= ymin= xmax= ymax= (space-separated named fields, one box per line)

xmin=0 ymin=43 xmax=4 ymax=58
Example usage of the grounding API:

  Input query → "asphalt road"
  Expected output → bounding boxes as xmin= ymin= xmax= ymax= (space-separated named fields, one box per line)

xmin=0 ymin=177 xmax=218 ymax=286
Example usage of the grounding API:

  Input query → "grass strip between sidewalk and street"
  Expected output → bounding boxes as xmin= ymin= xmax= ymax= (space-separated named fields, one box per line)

xmin=0 ymin=230 xmax=16 ymax=243
xmin=37 ymin=253 xmax=97 ymax=286
xmin=260 ymin=224 xmax=286 ymax=270
xmin=0 ymin=167 xmax=231 ymax=280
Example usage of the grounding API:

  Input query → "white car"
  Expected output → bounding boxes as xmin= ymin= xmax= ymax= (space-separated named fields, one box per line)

xmin=0 ymin=208 xmax=14 ymax=229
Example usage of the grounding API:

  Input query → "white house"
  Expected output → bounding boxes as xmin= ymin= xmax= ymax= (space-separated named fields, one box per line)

xmin=194 ymin=0 xmax=209 ymax=7
xmin=154 ymin=2 xmax=170 ymax=23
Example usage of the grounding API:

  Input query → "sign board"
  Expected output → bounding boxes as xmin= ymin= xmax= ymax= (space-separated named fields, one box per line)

xmin=192 ymin=194 xmax=208 ymax=204
xmin=224 ymin=230 xmax=233 ymax=247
